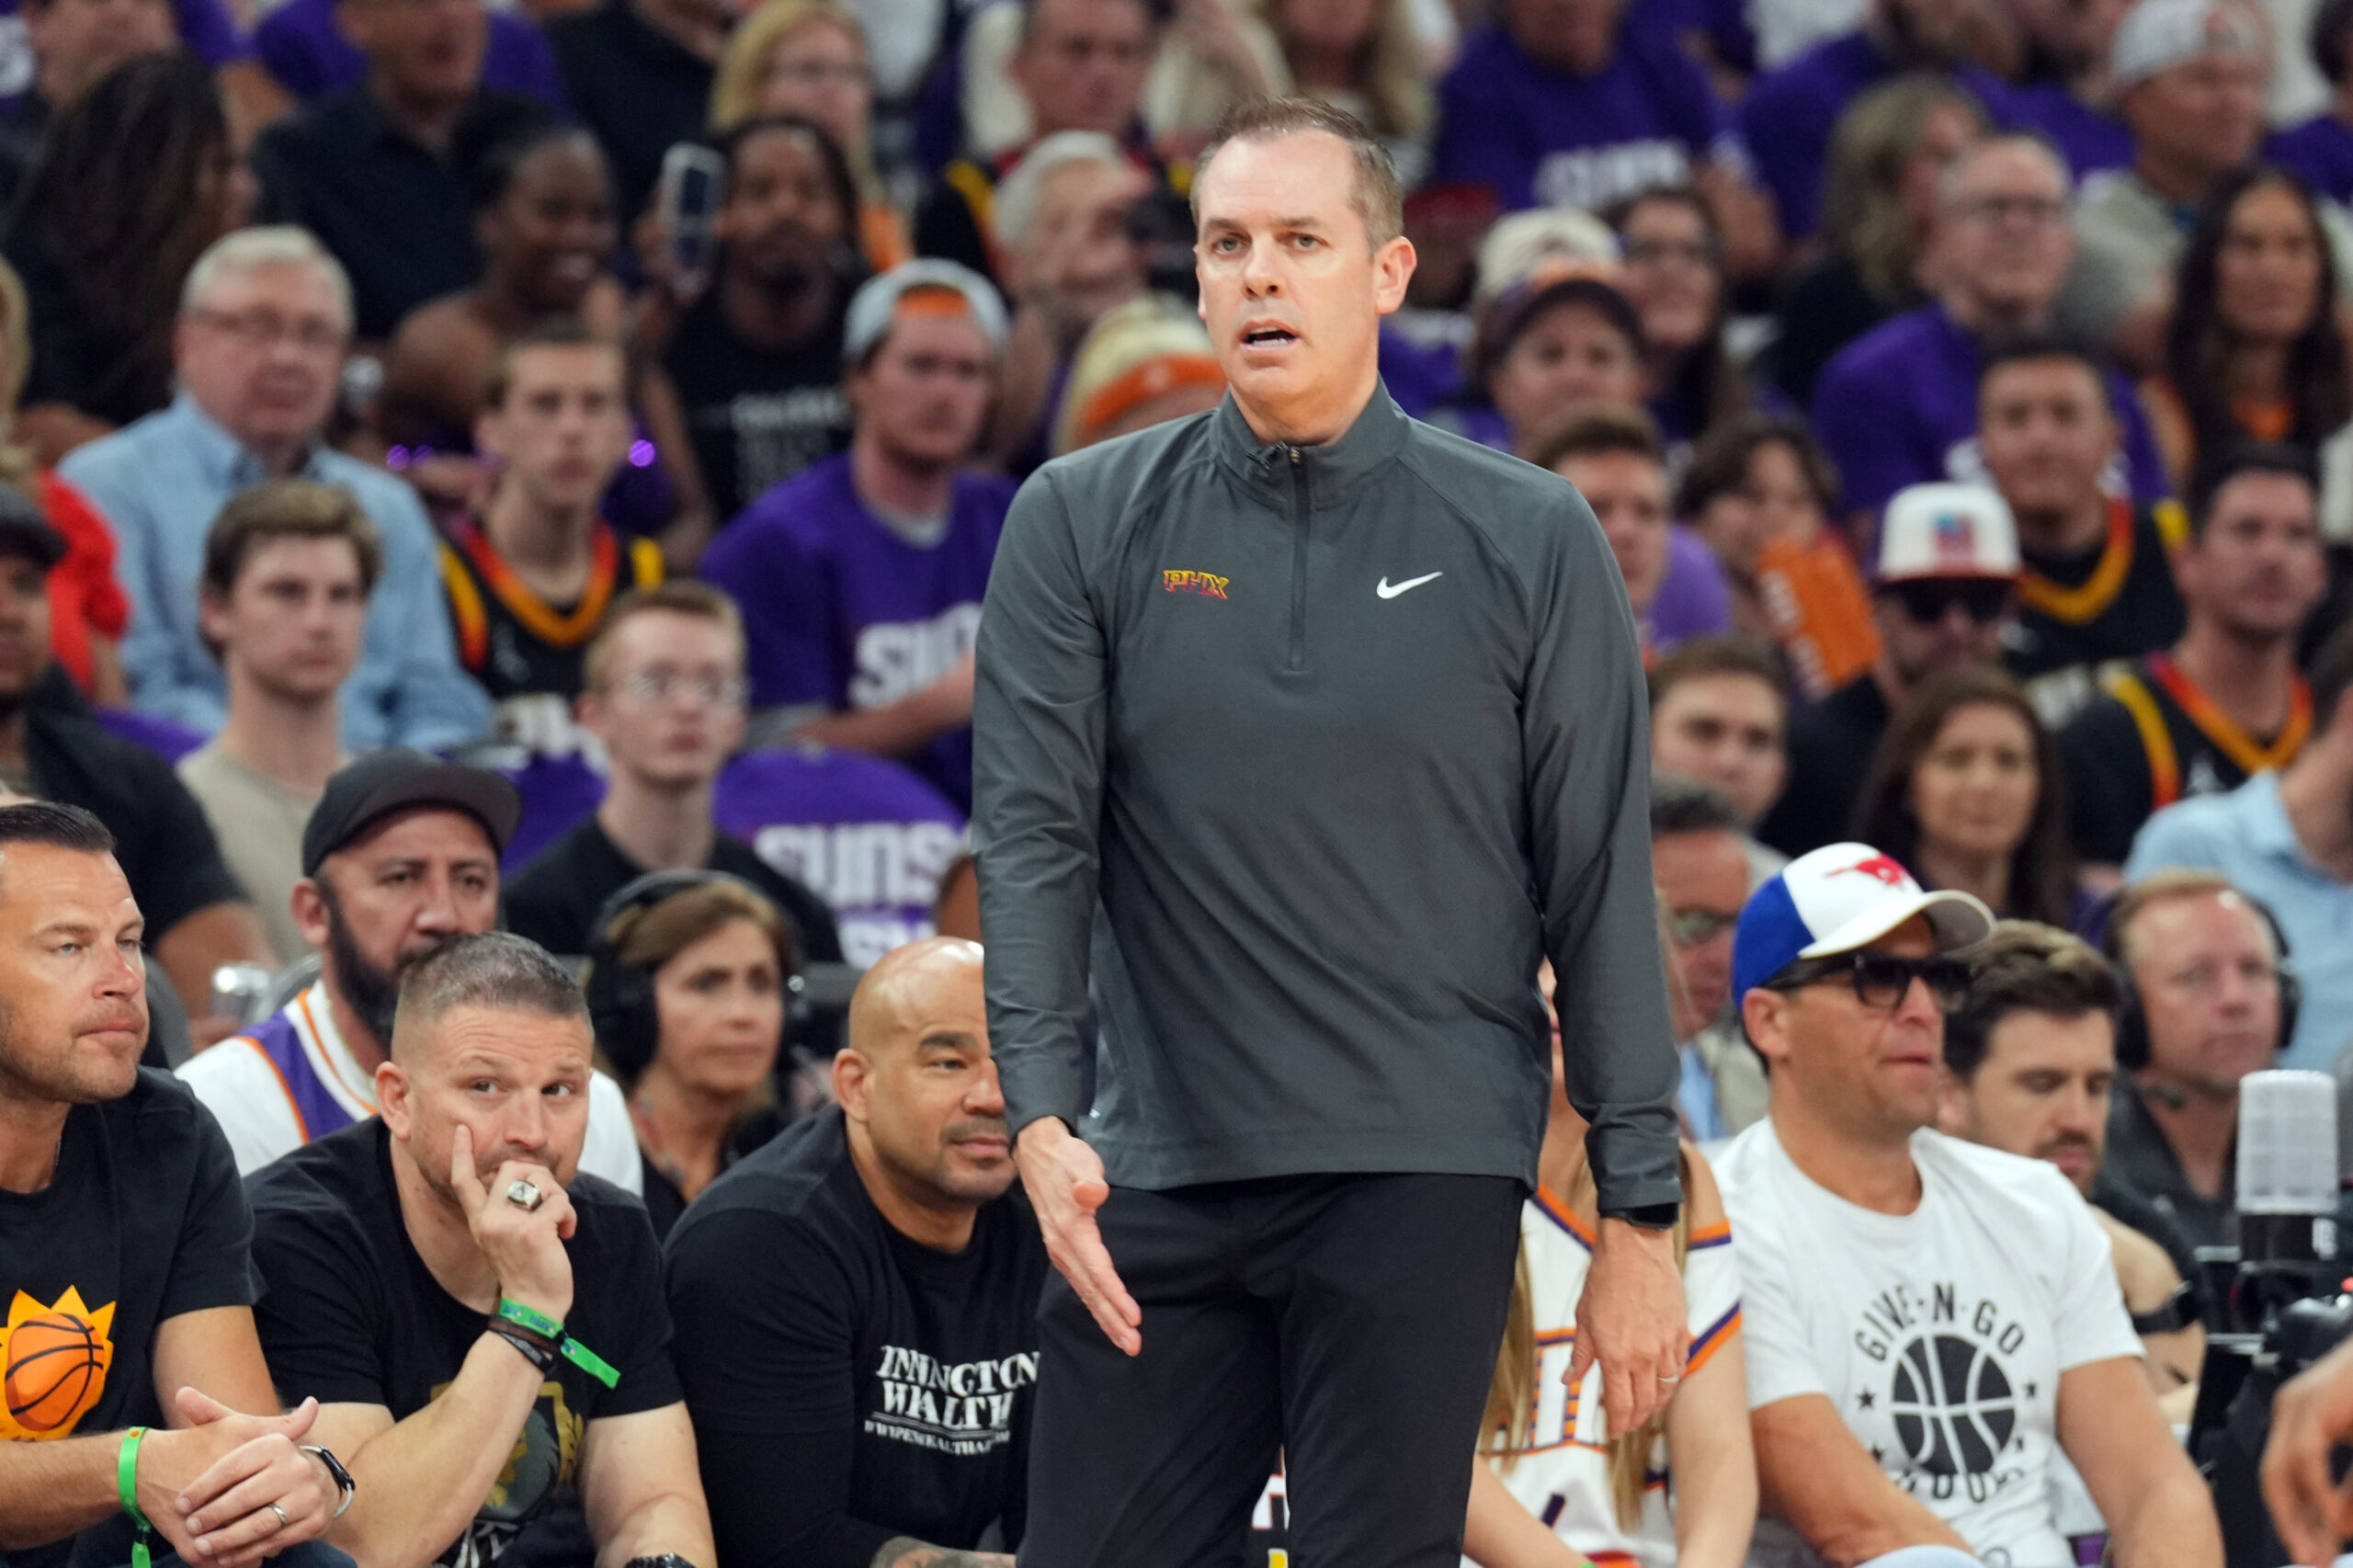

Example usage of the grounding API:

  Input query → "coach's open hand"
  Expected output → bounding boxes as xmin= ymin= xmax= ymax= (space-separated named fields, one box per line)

xmin=1569 ymin=1219 xmax=1688 ymax=1434
xmin=1015 ymin=1118 xmax=1142 ymax=1357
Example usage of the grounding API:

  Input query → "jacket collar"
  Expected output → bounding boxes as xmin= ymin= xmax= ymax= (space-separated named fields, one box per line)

xmin=1212 ymin=381 xmax=1410 ymax=507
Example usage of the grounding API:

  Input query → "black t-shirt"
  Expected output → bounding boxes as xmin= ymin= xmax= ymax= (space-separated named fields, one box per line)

xmin=664 ymin=1106 xmax=1047 ymax=1568
xmin=245 ymin=1119 xmax=682 ymax=1568
xmin=2057 ymin=652 xmax=2307 ymax=865
xmin=545 ymin=1 xmax=713 ymax=226
xmin=252 ymin=87 xmax=552 ymax=340
xmin=440 ymin=520 xmax=667 ymax=702
xmin=2004 ymin=502 xmax=2188 ymax=682
xmin=1756 ymin=672 xmax=1892 ymax=858
xmin=1 ymin=1072 xmax=256 ymax=1568
xmin=26 ymin=706 xmax=246 ymax=940
xmin=660 ymin=289 xmax=851 ymax=523
xmin=502 ymin=812 xmax=844 ymax=963
xmin=637 ymin=1103 xmax=788 ymax=1241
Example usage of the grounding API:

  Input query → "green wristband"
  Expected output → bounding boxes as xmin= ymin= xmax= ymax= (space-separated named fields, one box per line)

xmin=119 ymin=1427 xmax=153 ymax=1568
xmin=494 ymin=1299 xmax=619 ymax=1390
xmin=495 ymin=1299 xmax=563 ymax=1339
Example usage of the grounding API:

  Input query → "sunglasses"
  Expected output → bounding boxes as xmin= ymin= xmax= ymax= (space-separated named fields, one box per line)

xmin=1888 ymin=579 xmax=2011 ymax=625
xmin=1765 ymin=950 xmax=1973 ymax=1012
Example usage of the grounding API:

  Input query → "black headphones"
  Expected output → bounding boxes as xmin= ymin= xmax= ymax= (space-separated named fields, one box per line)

xmin=583 ymin=869 xmax=780 ymax=1082
xmin=2103 ymin=888 xmax=2302 ymax=1072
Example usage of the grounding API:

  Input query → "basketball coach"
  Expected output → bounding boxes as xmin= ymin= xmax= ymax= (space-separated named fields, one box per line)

xmin=972 ymin=96 xmax=1688 ymax=1567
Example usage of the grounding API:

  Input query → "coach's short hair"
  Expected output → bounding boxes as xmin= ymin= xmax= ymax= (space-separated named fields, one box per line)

xmin=0 ymin=801 xmax=111 ymax=858
xmin=1944 ymin=920 xmax=2120 ymax=1081
xmin=1192 ymin=96 xmax=1404 ymax=246
xmin=392 ymin=933 xmax=586 ymax=1059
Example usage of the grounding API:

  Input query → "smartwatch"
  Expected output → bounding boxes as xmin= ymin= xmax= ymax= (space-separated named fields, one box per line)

xmin=301 ymin=1445 xmax=357 ymax=1519
xmin=1604 ymin=1202 xmax=1681 ymax=1232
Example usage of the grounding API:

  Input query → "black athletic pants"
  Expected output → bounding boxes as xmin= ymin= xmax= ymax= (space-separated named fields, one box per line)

xmin=1020 ymin=1171 xmax=1524 ymax=1568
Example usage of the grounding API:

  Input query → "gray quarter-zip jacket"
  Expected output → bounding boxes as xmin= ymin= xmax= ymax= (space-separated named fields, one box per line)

xmin=972 ymin=385 xmax=1681 ymax=1212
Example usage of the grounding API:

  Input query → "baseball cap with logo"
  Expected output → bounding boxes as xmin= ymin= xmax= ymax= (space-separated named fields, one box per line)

xmin=1732 ymin=841 xmax=1995 ymax=1002
xmin=1875 ymin=483 xmax=2021 ymax=584
xmin=843 ymin=259 xmax=1009 ymax=366
xmin=2110 ymin=0 xmax=2264 ymax=90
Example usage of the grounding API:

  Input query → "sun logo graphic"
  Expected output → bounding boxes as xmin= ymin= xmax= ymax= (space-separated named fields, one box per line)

xmin=0 ymin=1287 xmax=115 ymax=1441
xmin=1889 ymin=1334 xmax=2015 ymax=1476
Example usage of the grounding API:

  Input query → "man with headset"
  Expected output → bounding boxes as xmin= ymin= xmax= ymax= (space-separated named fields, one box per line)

xmin=2096 ymin=869 xmax=2301 ymax=1251
xmin=665 ymin=936 xmax=1047 ymax=1568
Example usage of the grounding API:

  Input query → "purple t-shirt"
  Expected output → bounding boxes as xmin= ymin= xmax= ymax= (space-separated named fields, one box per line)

xmin=0 ymin=0 xmax=244 ymax=104
xmin=1647 ymin=526 xmax=1733 ymax=653
xmin=1812 ymin=302 xmax=2170 ymax=516
xmin=700 ymin=453 xmax=1012 ymax=810
xmin=1737 ymin=31 xmax=2010 ymax=240
xmin=255 ymin=0 xmax=565 ymax=108
xmin=1989 ymin=81 xmax=2132 ymax=181
xmin=2268 ymin=115 xmax=2353 ymax=204
xmin=1431 ymin=23 xmax=1749 ymax=212
xmin=712 ymin=746 xmax=966 ymax=971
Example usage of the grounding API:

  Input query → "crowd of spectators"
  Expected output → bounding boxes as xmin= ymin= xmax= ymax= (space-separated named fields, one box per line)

xmin=4 ymin=0 xmax=2353 ymax=1558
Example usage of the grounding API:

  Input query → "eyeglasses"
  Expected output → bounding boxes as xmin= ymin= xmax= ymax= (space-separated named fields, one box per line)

xmin=613 ymin=670 xmax=748 ymax=707
xmin=1888 ymin=578 xmax=2011 ymax=626
xmin=1765 ymin=950 xmax=1973 ymax=1012
xmin=1667 ymin=908 xmax=1739 ymax=948
xmin=188 ymin=307 xmax=347 ymax=354
xmin=1954 ymin=195 xmax=2068 ymax=227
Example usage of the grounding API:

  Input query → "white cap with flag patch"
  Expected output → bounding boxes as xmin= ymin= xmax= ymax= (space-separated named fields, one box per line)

xmin=1732 ymin=841 xmax=1995 ymax=1001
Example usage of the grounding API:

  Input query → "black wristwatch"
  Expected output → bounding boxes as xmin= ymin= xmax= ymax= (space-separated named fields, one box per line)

xmin=1603 ymin=1202 xmax=1681 ymax=1232
xmin=301 ymin=1444 xmax=356 ymax=1518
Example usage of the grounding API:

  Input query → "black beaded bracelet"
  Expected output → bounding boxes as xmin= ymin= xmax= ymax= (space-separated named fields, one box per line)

xmin=488 ymin=1322 xmax=558 ymax=1374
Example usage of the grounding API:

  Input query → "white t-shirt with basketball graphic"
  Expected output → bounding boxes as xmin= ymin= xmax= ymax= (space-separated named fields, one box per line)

xmin=1716 ymin=1121 xmax=2142 ymax=1568
xmin=1472 ymin=1184 xmax=1745 ymax=1568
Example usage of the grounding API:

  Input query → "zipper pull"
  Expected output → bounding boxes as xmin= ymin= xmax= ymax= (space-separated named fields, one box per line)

xmin=1288 ymin=446 xmax=1302 ymax=466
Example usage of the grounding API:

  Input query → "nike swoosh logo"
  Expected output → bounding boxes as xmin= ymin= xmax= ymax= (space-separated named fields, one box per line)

xmin=1377 ymin=572 xmax=1443 ymax=599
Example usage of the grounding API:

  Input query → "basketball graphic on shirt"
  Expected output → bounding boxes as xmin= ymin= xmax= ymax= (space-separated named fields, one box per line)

xmin=1889 ymin=1334 xmax=2016 ymax=1475
xmin=0 ymin=1287 xmax=116 ymax=1439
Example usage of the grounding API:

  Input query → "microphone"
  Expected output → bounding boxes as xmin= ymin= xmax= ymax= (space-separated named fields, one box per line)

xmin=2235 ymin=1069 xmax=2339 ymax=1296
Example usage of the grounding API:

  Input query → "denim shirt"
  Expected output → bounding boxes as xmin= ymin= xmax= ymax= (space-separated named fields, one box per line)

xmin=60 ymin=394 xmax=492 ymax=751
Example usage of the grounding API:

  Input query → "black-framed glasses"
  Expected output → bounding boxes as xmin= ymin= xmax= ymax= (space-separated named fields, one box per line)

xmin=1888 ymin=578 xmax=2011 ymax=626
xmin=1667 ymin=908 xmax=1739 ymax=948
xmin=1765 ymin=950 xmax=1973 ymax=1011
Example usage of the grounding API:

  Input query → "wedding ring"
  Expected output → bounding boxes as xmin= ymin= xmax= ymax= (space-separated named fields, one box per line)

xmin=267 ymin=1503 xmax=290 ymax=1530
xmin=505 ymin=1179 xmax=544 ymax=1211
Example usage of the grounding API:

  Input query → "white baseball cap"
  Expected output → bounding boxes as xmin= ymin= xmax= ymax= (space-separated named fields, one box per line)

xmin=2111 ymin=0 xmax=2265 ymax=90
xmin=1732 ymin=842 xmax=1995 ymax=1000
xmin=843 ymin=259 xmax=1008 ymax=366
xmin=1876 ymin=483 xmax=2021 ymax=583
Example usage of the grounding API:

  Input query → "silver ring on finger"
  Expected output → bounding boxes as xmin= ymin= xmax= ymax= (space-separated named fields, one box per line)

xmin=505 ymin=1178 xmax=544 ymax=1211
xmin=1656 ymin=1373 xmax=1682 ymax=1384
xmin=267 ymin=1503 xmax=290 ymax=1530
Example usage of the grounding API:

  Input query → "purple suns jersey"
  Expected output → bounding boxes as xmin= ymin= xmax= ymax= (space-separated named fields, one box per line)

xmin=713 ymin=746 xmax=967 ymax=971
xmin=1813 ymin=304 xmax=2171 ymax=516
xmin=1431 ymin=24 xmax=1751 ymax=213
xmin=703 ymin=454 xmax=1013 ymax=811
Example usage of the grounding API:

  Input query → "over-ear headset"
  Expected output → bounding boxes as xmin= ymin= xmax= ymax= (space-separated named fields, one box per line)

xmin=583 ymin=869 xmax=779 ymax=1083
xmin=2103 ymin=889 xmax=2302 ymax=1073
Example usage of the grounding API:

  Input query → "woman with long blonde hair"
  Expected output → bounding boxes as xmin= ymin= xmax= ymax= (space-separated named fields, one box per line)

xmin=1464 ymin=962 xmax=1756 ymax=1568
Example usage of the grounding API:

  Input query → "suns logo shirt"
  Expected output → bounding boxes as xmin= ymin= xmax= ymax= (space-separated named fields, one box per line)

xmin=0 ymin=1071 xmax=256 ymax=1568
xmin=1716 ymin=1124 xmax=2140 ymax=1568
